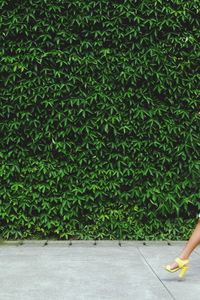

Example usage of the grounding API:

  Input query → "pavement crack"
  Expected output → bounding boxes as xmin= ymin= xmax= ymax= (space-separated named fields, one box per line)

xmin=137 ymin=247 xmax=176 ymax=300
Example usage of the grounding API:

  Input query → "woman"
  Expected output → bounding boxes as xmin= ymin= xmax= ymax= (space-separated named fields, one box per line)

xmin=163 ymin=110 xmax=200 ymax=279
xmin=163 ymin=215 xmax=200 ymax=279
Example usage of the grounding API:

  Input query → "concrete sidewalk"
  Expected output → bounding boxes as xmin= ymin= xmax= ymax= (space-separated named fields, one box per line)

xmin=0 ymin=240 xmax=200 ymax=300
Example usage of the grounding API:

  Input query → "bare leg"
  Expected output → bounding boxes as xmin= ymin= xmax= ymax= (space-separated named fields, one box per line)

xmin=169 ymin=218 xmax=200 ymax=269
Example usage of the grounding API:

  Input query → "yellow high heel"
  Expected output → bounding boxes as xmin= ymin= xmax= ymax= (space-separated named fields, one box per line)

xmin=163 ymin=257 xmax=189 ymax=279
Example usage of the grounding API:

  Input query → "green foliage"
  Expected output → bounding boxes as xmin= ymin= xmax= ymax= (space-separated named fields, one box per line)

xmin=0 ymin=0 xmax=199 ymax=240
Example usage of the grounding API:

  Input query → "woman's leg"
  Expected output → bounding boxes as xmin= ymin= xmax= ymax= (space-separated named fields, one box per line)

xmin=169 ymin=217 xmax=200 ymax=269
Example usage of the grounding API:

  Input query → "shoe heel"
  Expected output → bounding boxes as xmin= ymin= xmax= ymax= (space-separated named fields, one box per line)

xmin=179 ymin=265 xmax=189 ymax=279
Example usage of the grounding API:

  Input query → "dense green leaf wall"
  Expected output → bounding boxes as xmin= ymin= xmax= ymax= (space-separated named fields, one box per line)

xmin=0 ymin=0 xmax=200 ymax=240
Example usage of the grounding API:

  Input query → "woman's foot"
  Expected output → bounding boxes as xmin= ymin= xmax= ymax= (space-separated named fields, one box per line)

xmin=168 ymin=260 xmax=179 ymax=270
xmin=167 ymin=257 xmax=189 ymax=270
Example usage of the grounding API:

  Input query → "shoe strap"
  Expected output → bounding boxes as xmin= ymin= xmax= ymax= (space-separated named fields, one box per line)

xmin=175 ymin=257 xmax=189 ymax=268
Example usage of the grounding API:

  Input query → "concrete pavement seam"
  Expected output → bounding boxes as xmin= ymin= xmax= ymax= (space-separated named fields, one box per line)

xmin=137 ymin=246 xmax=176 ymax=300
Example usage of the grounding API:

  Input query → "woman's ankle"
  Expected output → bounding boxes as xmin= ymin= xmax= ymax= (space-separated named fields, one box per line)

xmin=179 ymin=255 xmax=189 ymax=260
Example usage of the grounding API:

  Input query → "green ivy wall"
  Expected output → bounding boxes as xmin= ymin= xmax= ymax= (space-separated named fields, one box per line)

xmin=0 ymin=0 xmax=200 ymax=240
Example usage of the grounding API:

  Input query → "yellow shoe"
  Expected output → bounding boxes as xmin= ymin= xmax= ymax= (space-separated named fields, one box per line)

xmin=162 ymin=257 xmax=189 ymax=279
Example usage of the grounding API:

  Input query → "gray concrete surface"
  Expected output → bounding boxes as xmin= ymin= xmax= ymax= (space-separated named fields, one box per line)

xmin=0 ymin=240 xmax=200 ymax=300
